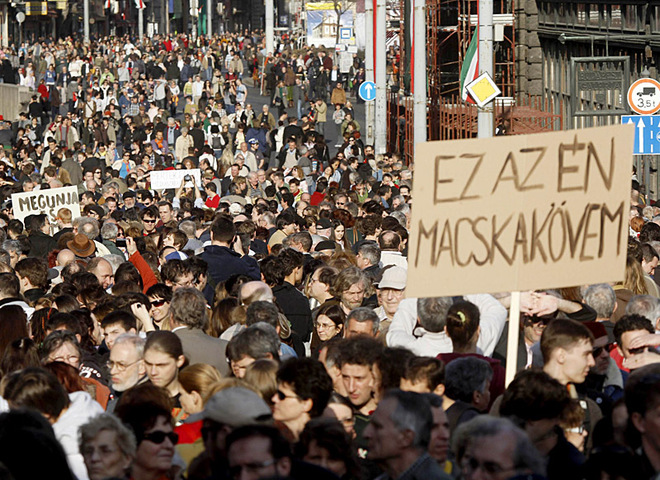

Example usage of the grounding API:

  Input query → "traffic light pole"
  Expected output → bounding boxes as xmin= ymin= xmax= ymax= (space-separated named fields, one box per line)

xmin=84 ymin=0 xmax=90 ymax=42
xmin=364 ymin=0 xmax=374 ymax=147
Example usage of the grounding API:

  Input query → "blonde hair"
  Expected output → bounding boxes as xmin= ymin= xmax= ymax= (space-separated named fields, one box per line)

xmin=179 ymin=363 xmax=224 ymax=404
xmin=243 ymin=359 xmax=279 ymax=406
xmin=205 ymin=377 xmax=260 ymax=399
xmin=624 ymin=255 xmax=649 ymax=295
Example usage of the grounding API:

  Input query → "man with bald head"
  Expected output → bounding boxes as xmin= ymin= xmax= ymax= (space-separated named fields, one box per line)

xmin=239 ymin=281 xmax=274 ymax=306
xmin=56 ymin=249 xmax=75 ymax=267
xmin=87 ymin=257 xmax=114 ymax=290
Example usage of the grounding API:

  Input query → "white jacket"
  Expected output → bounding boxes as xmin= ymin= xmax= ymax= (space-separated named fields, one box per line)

xmin=386 ymin=295 xmax=507 ymax=357
xmin=53 ymin=391 xmax=104 ymax=480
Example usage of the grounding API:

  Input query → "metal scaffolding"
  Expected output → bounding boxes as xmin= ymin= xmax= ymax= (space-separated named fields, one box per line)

xmin=386 ymin=0 xmax=560 ymax=162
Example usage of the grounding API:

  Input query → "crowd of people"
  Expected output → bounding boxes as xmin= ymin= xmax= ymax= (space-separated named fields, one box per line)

xmin=1 ymin=29 xmax=660 ymax=480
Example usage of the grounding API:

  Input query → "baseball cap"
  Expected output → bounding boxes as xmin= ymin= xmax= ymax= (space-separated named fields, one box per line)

xmin=165 ymin=251 xmax=188 ymax=262
xmin=378 ymin=266 xmax=407 ymax=290
xmin=229 ymin=203 xmax=244 ymax=216
xmin=316 ymin=218 xmax=333 ymax=229
xmin=186 ymin=387 xmax=272 ymax=426
xmin=315 ymin=240 xmax=337 ymax=252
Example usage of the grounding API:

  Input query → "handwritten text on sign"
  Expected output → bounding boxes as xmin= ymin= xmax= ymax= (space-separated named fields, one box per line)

xmin=407 ymin=124 xmax=635 ymax=297
xmin=11 ymin=186 xmax=81 ymax=226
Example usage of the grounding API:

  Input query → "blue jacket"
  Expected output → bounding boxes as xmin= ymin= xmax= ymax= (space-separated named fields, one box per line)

xmin=200 ymin=245 xmax=260 ymax=285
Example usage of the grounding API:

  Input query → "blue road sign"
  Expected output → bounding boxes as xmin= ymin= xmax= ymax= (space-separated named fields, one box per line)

xmin=339 ymin=27 xmax=352 ymax=40
xmin=359 ymin=81 xmax=376 ymax=102
xmin=622 ymin=115 xmax=660 ymax=155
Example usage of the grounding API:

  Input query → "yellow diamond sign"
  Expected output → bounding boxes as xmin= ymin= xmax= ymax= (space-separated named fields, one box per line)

xmin=466 ymin=72 xmax=501 ymax=107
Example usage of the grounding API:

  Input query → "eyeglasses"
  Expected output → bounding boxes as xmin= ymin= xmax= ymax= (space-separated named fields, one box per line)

xmin=593 ymin=343 xmax=613 ymax=357
xmin=143 ymin=218 xmax=156 ymax=223
xmin=50 ymin=354 xmax=80 ymax=364
xmin=462 ymin=456 xmax=516 ymax=476
xmin=316 ymin=322 xmax=336 ymax=331
xmin=565 ymin=425 xmax=586 ymax=434
xmin=229 ymin=459 xmax=276 ymax=479
xmin=107 ymin=358 xmax=141 ymax=372
xmin=275 ymin=390 xmax=299 ymax=401
xmin=151 ymin=299 xmax=167 ymax=308
xmin=142 ymin=431 xmax=179 ymax=445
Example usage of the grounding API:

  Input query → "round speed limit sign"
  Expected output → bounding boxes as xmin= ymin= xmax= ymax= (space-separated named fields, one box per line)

xmin=628 ymin=78 xmax=660 ymax=115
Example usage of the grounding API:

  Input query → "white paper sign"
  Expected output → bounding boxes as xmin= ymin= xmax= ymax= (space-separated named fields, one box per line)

xmin=150 ymin=169 xmax=201 ymax=190
xmin=11 ymin=186 xmax=81 ymax=225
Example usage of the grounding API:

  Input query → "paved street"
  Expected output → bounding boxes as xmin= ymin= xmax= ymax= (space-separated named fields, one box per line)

xmin=242 ymin=75 xmax=367 ymax=159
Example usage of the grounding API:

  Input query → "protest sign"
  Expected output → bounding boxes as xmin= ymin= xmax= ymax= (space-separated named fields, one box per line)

xmin=407 ymin=124 xmax=635 ymax=297
xmin=11 ymin=186 xmax=81 ymax=225
xmin=150 ymin=169 xmax=201 ymax=190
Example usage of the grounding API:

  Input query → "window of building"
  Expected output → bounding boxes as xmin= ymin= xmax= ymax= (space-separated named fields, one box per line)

xmin=609 ymin=4 xmax=622 ymax=30
xmin=624 ymin=4 xmax=638 ymax=30
xmin=577 ymin=3 xmax=588 ymax=26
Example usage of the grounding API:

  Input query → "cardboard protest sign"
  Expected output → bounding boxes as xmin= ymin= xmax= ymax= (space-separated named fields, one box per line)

xmin=407 ymin=124 xmax=635 ymax=297
xmin=150 ymin=169 xmax=201 ymax=190
xmin=11 ymin=186 xmax=81 ymax=225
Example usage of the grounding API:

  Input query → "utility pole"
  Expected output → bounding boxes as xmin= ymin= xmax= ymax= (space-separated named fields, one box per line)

xmin=265 ymin=0 xmax=274 ymax=54
xmin=374 ymin=0 xmax=386 ymax=153
xmin=412 ymin=0 xmax=426 ymax=150
xmin=364 ymin=0 xmax=374 ymax=147
xmin=165 ymin=0 xmax=170 ymax=35
xmin=84 ymin=0 xmax=90 ymax=42
xmin=138 ymin=7 xmax=144 ymax=39
xmin=477 ymin=0 xmax=493 ymax=138
xmin=207 ymin=0 xmax=212 ymax=36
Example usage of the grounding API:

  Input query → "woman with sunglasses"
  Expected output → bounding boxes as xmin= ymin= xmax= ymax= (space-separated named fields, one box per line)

xmin=116 ymin=401 xmax=179 ymax=480
xmin=146 ymin=283 xmax=174 ymax=331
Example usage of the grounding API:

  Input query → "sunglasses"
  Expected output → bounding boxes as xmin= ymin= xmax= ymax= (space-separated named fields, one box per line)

xmin=151 ymin=299 xmax=166 ymax=308
xmin=275 ymin=390 xmax=299 ymax=401
xmin=593 ymin=343 xmax=613 ymax=357
xmin=143 ymin=219 xmax=156 ymax=223
xmin=142 ymin=431 xmax=178 ymax=445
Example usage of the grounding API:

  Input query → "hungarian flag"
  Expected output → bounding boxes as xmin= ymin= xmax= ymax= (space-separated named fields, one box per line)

xmin=460 ymin=28 xmax=479 ymax=104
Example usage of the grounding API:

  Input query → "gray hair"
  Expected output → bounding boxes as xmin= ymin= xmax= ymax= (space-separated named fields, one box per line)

xmin=2 ymin=239 xmax=20 ymax=255
xmin=452 ymin=415 xmax=546 ymax=477
xmin=102 ymin=181 xmax=120 ymax=195
xmin=113 ymin=333 xmax=146 ymax=358
xmin=261 ymin=211 xmax=276 ymax=226
xmin=79 ymin=413 xmax=137 ymax=460
xmin=626 ymin=295 xmax=660 ymax=324
xmin=389 ymin=210 xmax=407 ymax=227
xmin=103 ymin=254 xmax=125 ymax=273
xmin=357 ymin=242 xmax=381 ymax=266
xmin=101 ymin=221 xmax=119 ymax=241
xmin=417 ymin=297 xmax=453 ymax=333
xmin=384 ymin=390 xmax=433 ymax=449
xmin=179 ymin=220 xmax=197 ymax=239
xmin=226 ymin=322 xmax=280 ymax=362
xmin=444 ymin=357 xmax=492 ymax=403
xmin=75 ymin=217 xmax=100 ymax=240
xmin=346 ymin=307 xmax=380 ymax=335
xmin=583 ymin=284 xmax=617 ymax=319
